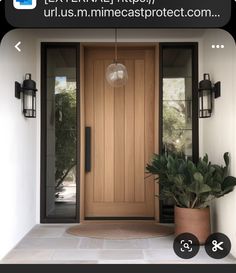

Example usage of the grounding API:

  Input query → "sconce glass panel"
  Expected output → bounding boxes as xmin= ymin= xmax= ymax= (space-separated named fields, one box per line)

xmin=23 ymin=89 xmax=36 ymax=118
xmin=199 ymin=89 xmax=212 ymax=118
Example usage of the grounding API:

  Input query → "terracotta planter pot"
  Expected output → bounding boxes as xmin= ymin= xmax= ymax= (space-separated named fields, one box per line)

xmin=174 ymin=206 xmax=211 ymax=244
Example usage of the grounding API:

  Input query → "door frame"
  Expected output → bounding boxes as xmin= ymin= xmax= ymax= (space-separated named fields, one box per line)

xmin=79 ymin=43 xmax=160 ymax=222
xmin=40 ymin=42 xmax=160 ymax=223
xmin=158 ymin=42 xmax=199 ymax=223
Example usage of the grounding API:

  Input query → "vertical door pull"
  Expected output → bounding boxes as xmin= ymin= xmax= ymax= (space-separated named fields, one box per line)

xmin=85 ymin=127 xmax=91 ymax=172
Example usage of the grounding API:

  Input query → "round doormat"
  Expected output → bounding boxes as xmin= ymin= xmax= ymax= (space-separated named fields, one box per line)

xmin=66 ymin=222 xmax=174 ymax=239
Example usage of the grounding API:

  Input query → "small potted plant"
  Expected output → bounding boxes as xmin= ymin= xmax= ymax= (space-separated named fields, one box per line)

xmin=146 ymin=152 xmax=236 ymax=244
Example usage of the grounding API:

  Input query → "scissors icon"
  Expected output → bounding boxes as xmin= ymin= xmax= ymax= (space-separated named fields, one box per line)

xmin=212 ymin=240 xmax=224 ymax=252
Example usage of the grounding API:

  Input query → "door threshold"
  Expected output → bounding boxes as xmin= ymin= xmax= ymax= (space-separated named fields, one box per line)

xmin=84 ymin=217 xmax=155 ymax=221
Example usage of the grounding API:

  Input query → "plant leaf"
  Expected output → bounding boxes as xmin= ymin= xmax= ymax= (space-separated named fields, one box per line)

xmin=189 ymin=182 xmax=211 ymax=195
xmin=193 ymin=172 xmax=204 ymax=183
xmin=203 ymin=154 xmax=208 ymax=163
xmin=221 ymin=176 xmax=236 ymax=191
xmin=224 ymin=152 xmax=230 ymax=167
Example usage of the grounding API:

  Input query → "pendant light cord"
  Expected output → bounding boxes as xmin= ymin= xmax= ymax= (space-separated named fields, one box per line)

xmin=115 ymin=28 xmax=118 ymax=63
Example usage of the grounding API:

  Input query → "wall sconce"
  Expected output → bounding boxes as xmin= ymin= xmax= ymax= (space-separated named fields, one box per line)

xmin=198 ymin=73 xmax=221 ymax=118
xmin=15 ymin=73 xmax=37 ymax=118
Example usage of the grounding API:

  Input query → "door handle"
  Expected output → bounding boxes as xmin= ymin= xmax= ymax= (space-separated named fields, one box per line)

xmin=85 ymin=127 xmax=91 ymax=172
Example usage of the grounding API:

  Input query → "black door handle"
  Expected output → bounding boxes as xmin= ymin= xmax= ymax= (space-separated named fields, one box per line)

xmin=85 ymin=127 xmax=91 ymax=172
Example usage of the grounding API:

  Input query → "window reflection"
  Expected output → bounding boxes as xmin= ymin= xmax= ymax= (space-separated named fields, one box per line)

xmin=46 ymin=47 xmax=77 ymax=219
xmin=163 ymin=78 xmax=192 ymax=156
xmin=162 ymin=48 xmax=193 ymax=158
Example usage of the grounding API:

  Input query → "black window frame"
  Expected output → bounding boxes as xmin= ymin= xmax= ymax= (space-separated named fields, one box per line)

xmin=159 ymin=43 xmax=199 ymax=223
xmin=40 ymin=43 xmax=80 ymax=223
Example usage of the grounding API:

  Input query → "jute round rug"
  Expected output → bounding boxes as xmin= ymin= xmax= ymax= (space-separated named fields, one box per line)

xmin=67 ymin=222 xmax=174 ymax=239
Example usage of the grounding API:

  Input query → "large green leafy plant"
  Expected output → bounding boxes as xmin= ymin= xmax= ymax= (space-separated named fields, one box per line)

xmin=146 ymin=152 xmax=236 ymax=208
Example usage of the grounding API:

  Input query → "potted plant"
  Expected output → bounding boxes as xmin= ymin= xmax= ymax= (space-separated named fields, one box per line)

xmin=146 ymin=152 xmax=236 ymax=244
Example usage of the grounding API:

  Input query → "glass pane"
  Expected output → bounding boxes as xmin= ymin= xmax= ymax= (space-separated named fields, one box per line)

xmin=163 ymin=128 xmax=192 ymax=156
xmin=163 ymin=48 xmax=192 ymax=78
xmin=46 ymin=47 xmax=77 ymax=219
xmin=163 ymin=101 xmax=192 ymax=130
xmin=163 ymin=78 xmax=185 ymax=100
xmin=162 ymin=48 xmax=193 ymax=157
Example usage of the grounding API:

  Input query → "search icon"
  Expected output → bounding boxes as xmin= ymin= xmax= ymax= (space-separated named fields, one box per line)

xmin=174 ymin=233 xmax=200 ymax=259
xmin=183 ymin=243 xmax=190 ymax=249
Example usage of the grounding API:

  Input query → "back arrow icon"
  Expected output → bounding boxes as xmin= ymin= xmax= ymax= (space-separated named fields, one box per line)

xmin=15 ymin=41 xmax=21 ymax=52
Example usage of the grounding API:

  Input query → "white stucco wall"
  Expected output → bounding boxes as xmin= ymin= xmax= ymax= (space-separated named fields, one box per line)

xmin=199 ymin=29 xmax=236 ymax=257
xmin=0 ymin=30 xmax=38 ymax=259
xmin=0 ymin=28 xmax=235 ymax=259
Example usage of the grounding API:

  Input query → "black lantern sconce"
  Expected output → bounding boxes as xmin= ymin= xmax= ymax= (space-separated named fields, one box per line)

xmin=198 ymin=73 xmax=221 ymax=118
xmin=15 ymin=73 xmax=38 ymax=118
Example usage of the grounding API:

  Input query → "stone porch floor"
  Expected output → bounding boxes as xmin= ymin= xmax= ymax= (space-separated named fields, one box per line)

xmin=1 ymin=224 xmax=236 ymax=264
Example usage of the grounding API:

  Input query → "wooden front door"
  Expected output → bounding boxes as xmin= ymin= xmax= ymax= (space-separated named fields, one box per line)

xmin=84 ymin=46 xmax=155 ymax=218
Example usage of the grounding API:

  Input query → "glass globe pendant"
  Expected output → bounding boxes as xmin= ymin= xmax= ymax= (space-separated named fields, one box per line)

xmin=106 ymin=62 xmax=128 ymax=88
xmin=106 ymin=29 xmax=128 ymax=88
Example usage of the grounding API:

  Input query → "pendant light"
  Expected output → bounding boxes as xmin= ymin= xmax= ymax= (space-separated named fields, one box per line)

xmin=106 ymin=29 xmax=128 ymax=88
